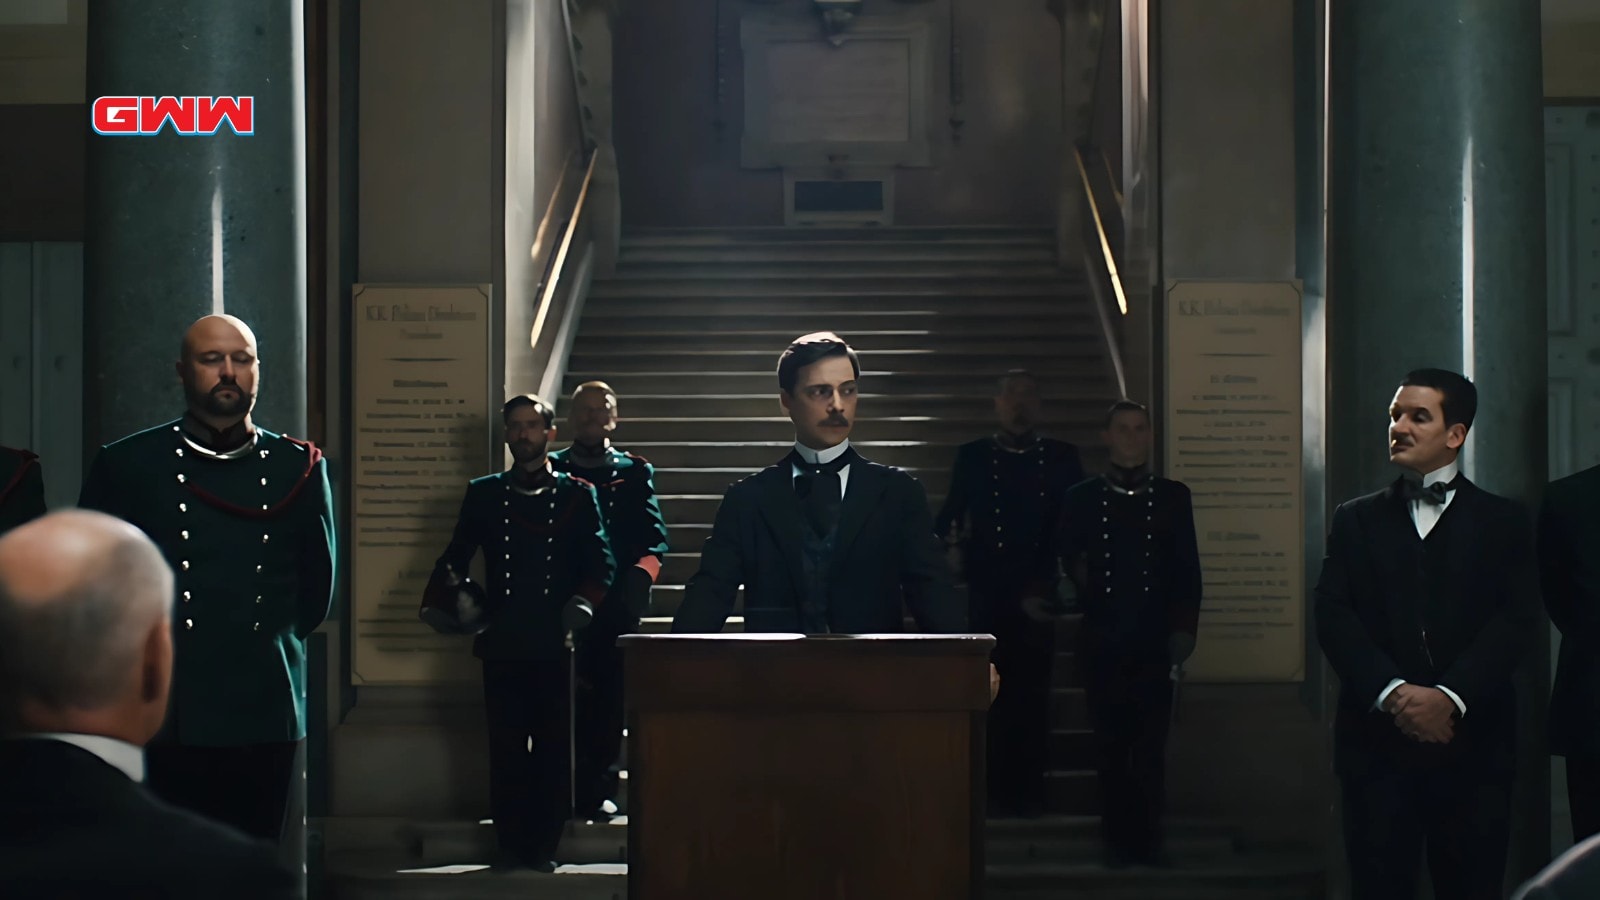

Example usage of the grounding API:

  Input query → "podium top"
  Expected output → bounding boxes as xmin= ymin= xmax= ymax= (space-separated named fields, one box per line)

xmin=619 ymin=632 xmax=996 ymax=652
xmin=619 ymin=633 xmax=996 ymax=712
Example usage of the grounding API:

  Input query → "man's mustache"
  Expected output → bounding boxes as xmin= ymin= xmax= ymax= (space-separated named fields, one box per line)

xmin=820 ymin=414 xmax=850 ymax=427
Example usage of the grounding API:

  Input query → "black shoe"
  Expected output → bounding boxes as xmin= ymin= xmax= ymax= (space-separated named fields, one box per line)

xmin=494 ymin=852 xmax=557 ymax=874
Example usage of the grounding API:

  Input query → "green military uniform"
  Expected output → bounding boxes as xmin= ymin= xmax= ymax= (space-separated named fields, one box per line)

xmin=78 ymin=418 xmax=335 ymax=841
xmin=549 ymin=444 xmax=669 ymax=813
xmin=0 ymin=447 xmax=46 ymax=535
xmin=432 ymin=467 xmax=614 ymax=866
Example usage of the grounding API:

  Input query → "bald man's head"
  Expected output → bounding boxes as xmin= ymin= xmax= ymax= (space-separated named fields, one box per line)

xmin=177 ymin=314 xmax=260 ymax=422
xmin=0 ymin=511 xmax=173 ymax=739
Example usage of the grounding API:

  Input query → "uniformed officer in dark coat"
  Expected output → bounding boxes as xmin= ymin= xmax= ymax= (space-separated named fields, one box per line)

xmin=549 ymin=381 xmax=669 ymax=819
xmin=428 ymin=393 xmax=615 ymax=871
xmin=1055 ymin=400 xmax=1201 ymax=868
xmin=0 ymin=446 xmax=47 ymax=534
xmin=934 ymin=369 xmax=1084 ymax=817
xmin=78 ymin=315 xmax=335 ymax=845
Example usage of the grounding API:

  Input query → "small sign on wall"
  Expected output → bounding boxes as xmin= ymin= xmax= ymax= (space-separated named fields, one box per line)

xmin=350 ymin=284 xmax=493 ymax=685
xmin=1164 ymin=280 xmax=1306 ymax=682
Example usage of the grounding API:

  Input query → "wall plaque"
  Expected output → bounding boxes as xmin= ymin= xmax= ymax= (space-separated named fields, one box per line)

xmin=1164 ymin=280 xmax=1305 ymax=682
xmin=351 ymin=284 xmax=493 ymax=685
xmin=741 ymin=14 xmax=932 ymax=168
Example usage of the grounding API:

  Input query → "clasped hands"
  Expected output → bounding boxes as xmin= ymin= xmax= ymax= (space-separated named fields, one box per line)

xmin=1383 ymin=683 xmax=1457 ymax=744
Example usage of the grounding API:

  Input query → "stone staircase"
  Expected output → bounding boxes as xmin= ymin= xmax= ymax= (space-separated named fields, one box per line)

xmin=322 ymin=226 xmax=1324 ymax=898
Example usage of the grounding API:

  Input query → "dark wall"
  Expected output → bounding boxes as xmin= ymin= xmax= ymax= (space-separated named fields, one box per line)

xmin=613 ymin=0 xmax=1066 ymax=228
xmin=0 ymin=105 xmax=85 ymax=241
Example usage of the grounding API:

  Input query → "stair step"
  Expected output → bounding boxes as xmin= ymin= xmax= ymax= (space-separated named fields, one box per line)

xmin=620 ymin=244 xmax=1058 ymax=264
xmin=581 ymin=416 xmax=1106 ymax=444
xmin=645 ymin=466 xmax=938 ymax=496
xmin=621 ymin=225 xmax=1053 ymax=244
xmin=573 ymin=312 xmax=1099 ymax=333
xmin=585 ymin=280 xmax=1087 ymax=299
xmin=987 ymin=850 xmax=1326 ymax=896
xmin=563 ymin=371 xmax=1114 ymax=396
xmin=988 ymin=832 xmax=1237 ymax=865
xmin=576 ymin=441 xmax=964 ymax=470
xmin=569 ymin=333 xmax=1099 ymax=354
xmin=1051 ymin=688 xmax=1089 ymax=728
xmin=1049 ymin=728 xmax=1095 ymax=768
xmin=565 ymin=349 xmax=1106 ymax=373
xmin=326 ymin=851 xmax=625 ymax=900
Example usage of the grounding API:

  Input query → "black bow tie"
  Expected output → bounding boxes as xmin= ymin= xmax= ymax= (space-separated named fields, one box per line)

xmin=1401 ymin=475 xmax=1459 ymax=506
xmin=790 ymin=447 xmax=857 ymax=538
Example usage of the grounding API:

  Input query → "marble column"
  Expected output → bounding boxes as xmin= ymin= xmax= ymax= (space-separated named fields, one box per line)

xmin=85 ymin=0 xmax=308 ymax=447
xmin=1326 ymin=0 xmax=1547 ymax=890
xmin=84 ymin=1 xmax=309 ymax=891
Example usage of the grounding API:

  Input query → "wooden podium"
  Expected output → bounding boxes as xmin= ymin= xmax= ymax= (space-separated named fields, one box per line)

xmin=618 ymin=633 xmax=995 ymax=900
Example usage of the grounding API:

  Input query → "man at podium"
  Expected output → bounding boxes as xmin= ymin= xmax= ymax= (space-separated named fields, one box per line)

xmin=672 ymin=332 xmax=968 ymax=637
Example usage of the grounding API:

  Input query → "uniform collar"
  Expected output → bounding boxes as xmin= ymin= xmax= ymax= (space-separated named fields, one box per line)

xmin=794 ymin=439 xmax=851 ymax=466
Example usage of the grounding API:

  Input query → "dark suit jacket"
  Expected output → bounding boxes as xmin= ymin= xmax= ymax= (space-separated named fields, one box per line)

xmin=1512 ymin=834 xmax=1600 ymax=899
xmin=1539 ymin=464 xmax=1600 ymax=756
xmin=0 ymin=738 xmax=296 ymax=899
xmin=673 ymin=454 xmax=966 ymax=634
xmin=1313 ymin=477 xmax=1538 ymax=779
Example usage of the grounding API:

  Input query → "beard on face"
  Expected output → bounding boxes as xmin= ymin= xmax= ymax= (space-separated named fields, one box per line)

xmin=187 ymin=380 xmax=253 ymax=418
xmin=510 ymin=438 xmax=547 ymax=463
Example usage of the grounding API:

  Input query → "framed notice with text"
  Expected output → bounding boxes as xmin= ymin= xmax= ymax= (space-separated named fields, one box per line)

xmin=1164 ymin=280 xmax=1305 ymax=683
xmin=350 ymin=284 xmax=493 ymax=685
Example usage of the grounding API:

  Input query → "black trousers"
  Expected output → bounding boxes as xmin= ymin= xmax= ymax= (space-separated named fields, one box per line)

xmin=573 ymin=613 xmax=635 ymax=812
xmin=146 ymin=741 xmax=300 ymax=843
xmin=1567 ymin=755 xmax=1600 ymax=843
xmin=974 ymin=586 xmax=1056 ymax=816
xmin=483 ymin=659 xmax=571 ymax=863
xmin=1085 ymin=668 xmax=1173 ymax=860
xmin=1339 ymin=759 xmax=1512 ymax=900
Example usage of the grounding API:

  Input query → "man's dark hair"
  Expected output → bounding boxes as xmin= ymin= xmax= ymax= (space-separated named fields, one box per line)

xmin=1103 ymin=399 xmax=1150 ymax=429
xmin=998 ymin=369 xmax=1037 ymax=393
xmin=502 ymin=394 xmax=554 ymax=428
xmin=776 ymin=332 xmax=860 ymax=394
xmin=1400 ymin=368 xmax=1477 ymax=431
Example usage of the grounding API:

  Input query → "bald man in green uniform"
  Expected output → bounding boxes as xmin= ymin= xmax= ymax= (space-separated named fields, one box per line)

xmin=78 ymin=314 xmax=335 ymax=846
xmin=0 ymin=447 xmax=46 ymax=534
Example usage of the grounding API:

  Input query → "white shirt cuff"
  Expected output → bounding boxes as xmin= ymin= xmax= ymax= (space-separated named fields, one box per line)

xmin=1435 ymin=684 xmax=1467 ymax=717
xmin=1374 ymin=678 xmax=1406 ymax=711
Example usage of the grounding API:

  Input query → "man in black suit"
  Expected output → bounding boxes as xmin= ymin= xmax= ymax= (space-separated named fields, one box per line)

xmin=936 ymin=369 xmax=1084 ymax=817
xmin=0 ymin=509 xmax=295 ymax=899
xmin=1538 ymin=462 xmax=1600 ymax=842
xmin=1314 ymin=368 xmax=1537 ymax=900
xmin=673 ymin=332 xmax=972 ymax=643
xmin=1512 ymin=834 xmax=1600 ymax=899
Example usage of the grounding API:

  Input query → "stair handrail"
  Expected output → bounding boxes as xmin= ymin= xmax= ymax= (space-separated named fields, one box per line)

xmin=1073 ymin=143 xmax=1129 ymax=399
xmin=528 ymin=149 xmax=599 ymax=402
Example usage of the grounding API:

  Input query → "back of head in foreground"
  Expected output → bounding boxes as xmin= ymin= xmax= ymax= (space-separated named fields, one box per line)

xmin=0 ymin=510 xmax=296 ymax=900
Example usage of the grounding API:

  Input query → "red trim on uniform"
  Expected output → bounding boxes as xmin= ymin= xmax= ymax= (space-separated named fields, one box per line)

xmin=0 ymin=449 xmax=39 ymax=507
xmin=183 ymin=437 xmax=324 ymax=520
xmin=578 ymin=580 xmax=607 ymax=607
xmin=633 ymin=555 xmax=662 ymax=583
